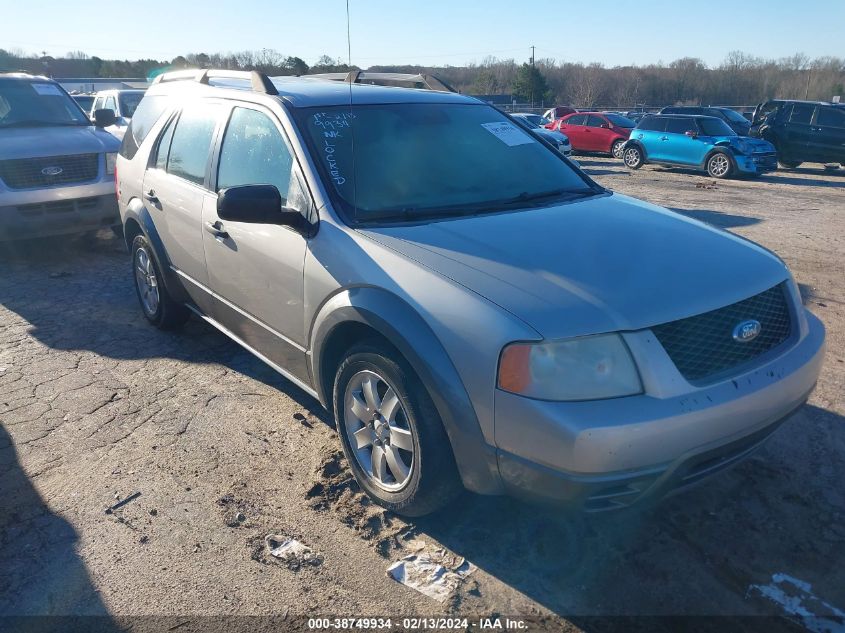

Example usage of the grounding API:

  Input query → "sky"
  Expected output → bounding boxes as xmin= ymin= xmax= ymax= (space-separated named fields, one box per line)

xmin=2 ymin=0 xmax=843 ymax=68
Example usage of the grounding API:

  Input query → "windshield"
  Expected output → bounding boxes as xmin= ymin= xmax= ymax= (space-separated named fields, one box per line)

xmin=119 ymin=92 xmax=145 ymax=118
xmin=300 ymin=103 xmax=593 ymax=223
xmin=605 ymin=113 xmax=636 ymax=128
xmin=73 ymin=95 xmax=95 ymax=111
xmin=698 ymin=117 xmax=736 ymax=136
xmin=0 ymin=79 xmax=89 ymax=128
xmin=513 ymin=115 xmax=539 ymax=129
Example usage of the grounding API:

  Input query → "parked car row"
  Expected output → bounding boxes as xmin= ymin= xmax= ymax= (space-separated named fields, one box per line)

xmin=539 ymin=100 xmax=844 ymax=177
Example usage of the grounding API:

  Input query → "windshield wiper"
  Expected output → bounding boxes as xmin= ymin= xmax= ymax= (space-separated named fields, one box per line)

xmin=0 ymin=120 xmax=87 ymax=129
xmin=359 ymin=188 xmax=598 ymax=223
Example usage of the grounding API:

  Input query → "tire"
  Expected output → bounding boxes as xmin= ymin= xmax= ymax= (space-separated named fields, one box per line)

xmin=778 ymin=159 xmax=802 ymax=169
xmin=611 ymin=138 xmax=626 ymax=159
xmin=333 ymin=341 xmax=461 ymax=517
xmin=623 ymin=145 xmax=644 ymax=169
xmin=131 ymin=234 xmax=190 ymax=330
xmin=706 ymin=151 xmax=733 ymax=179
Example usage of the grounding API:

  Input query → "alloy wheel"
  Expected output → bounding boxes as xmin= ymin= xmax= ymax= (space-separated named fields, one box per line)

xmin=343 ymin=370 xmax=415 ymax=491
xmin=134 ymin=247 xmax=159 ymax=317
xmin=708 ymin=154 xmax=730 ymax=177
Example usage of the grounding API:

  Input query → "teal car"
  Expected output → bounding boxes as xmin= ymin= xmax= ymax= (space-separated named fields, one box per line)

xmin=622 ymin=114 xmax=777 ymax=179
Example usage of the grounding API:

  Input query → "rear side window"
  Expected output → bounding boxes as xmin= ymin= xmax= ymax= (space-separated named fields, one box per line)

xmin=816 ymin=106 xmax=845 ymax=128
xmin=790 ymin=104 xmax=814 ymax=124
xmin=565 ymin=114 xmax=586 ymax=126
xmin=637 ymin=116 xmax=665 ymax=132
xmin=119 ymin=95 xmax=170 ymax=160
xmin=165 ymin=103 xmax=222 ymax=186
xmin=585 ymin=115 xmax=605 ymax=127
xmin=665 ymin=118 xmax=696 ymax=134
xmin=217 ymin=107 xmax=294 ymax=200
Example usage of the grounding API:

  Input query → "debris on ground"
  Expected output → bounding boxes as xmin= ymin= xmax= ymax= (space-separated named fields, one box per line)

xmin=48 ymin=271 xmax=73 ymax=278
xmin=105 ymin=491 xmax=141 ymax=514
xmin=265 ymin=534 xmax=323 ymax=570
xmin=695 ymin=181 xmax=719 ymax=190
xmin=387 ymin=548 xmax=476 ymax=602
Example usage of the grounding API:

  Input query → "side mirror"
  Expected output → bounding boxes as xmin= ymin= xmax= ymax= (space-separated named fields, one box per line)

xmin=93 ymin=108 xmax=117 ymax=128
xmin=217 ymin=184 xmax=307 ymax=232
xmin=685 ymin=130 xmax=698 ymax=138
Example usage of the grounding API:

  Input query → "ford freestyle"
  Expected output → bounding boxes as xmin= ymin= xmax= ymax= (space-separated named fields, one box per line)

xmin=0 ymin=73 xmax=121 ymax=241
xmin=116 ymin=70 xmax=825 ymax=516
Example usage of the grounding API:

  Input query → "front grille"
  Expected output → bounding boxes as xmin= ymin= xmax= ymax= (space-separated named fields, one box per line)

xmin=0 ymin=154 xmax=99 ymax=189
xmin=651 ymin=282 xmax=793 ymax=383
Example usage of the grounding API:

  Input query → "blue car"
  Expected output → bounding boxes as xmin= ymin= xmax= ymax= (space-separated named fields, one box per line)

xmin=622 ymin=114 xmax=777 ymax=179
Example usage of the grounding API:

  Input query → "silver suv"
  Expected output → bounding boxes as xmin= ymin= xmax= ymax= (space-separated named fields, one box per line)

xmin=116 ymin=69 xmax=825 ymax=516
xmin=0 ymin=73 xmax=121 ymax=241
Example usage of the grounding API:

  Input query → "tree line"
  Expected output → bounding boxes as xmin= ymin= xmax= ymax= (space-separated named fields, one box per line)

xmin=2 ymin=48 xmax=843 ymax=108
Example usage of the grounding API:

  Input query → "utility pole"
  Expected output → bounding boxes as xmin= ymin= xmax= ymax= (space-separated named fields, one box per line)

xmin=805 ymin=68 xmax=812 ymax=100
xmin=530 ymin=46 xmax=535 ymax=67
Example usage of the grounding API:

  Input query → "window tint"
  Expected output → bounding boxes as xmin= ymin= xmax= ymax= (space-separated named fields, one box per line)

xmin=218 ymin=108 xmax=294 ymax=202
xmin=119 ymin=95 xmax=170 ymax=159
xmin=119 ymin=92 xmax=144 ymax=118
xmin=636 ymin=116 xmax=665 ymax=132
xmin=816 ymin=106 xmax=845 ymax=128
xmin=166 ymin=104 xmax=221 ymax=186
xmin=790 ymin=104 xmax=814 ymax=124
xmin=665 ymin=118 xmax=697 ymax=134
xmin=586 ymin=115 xmax=606 ymax=127
xmin=565 ymin=114 xmax=586 ymax=126
xmin=698 ymin=117 xmax=735 ymax=136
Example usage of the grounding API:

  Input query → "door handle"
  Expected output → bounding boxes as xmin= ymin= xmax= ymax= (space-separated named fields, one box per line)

xmin=143 ymin=189 xmax=159 ymax=204
xmin=204 ymin=221 xmax=229 ymax=240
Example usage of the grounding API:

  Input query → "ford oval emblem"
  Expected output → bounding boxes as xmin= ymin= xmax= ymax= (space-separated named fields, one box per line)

xmin=41 ymin=166 xmax=63 ymax=176
xmin=732 ymin=319 xmax=762 ymax=343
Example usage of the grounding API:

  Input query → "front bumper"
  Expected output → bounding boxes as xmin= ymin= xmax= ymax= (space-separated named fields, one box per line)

xmin=0 ymin=181 xmax=118 ymax=241
xmin=494 ymin=310 xmax=825 ymax=510
xmin=735 ymin=151 xmax=778 ymax=174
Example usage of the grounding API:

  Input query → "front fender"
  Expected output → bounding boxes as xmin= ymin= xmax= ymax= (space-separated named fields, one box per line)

xmin=310 ymin=287 xmax=504 ymax=495
xmin=124 ymin=199 xmax=191 ymax=305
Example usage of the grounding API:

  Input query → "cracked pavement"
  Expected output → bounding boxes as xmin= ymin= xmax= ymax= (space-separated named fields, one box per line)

xmin=0 ymin=162 xmax=843 ymax=628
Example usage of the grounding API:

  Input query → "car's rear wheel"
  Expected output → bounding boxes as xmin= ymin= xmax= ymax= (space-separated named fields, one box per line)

xmin=778 ymin=159 xmax=802 ymax=169
xmin=623 ymin=145 xmax=644 ymax=169
xmin=706 ymin=151 xmax=733 ymax=179
xmin=611 ymin=138 xmax=626 ymax=159
xmin=333 ymin=341 xmax=461 ymax=517
xmin=131 ymin=234 xmax=190 ymax=330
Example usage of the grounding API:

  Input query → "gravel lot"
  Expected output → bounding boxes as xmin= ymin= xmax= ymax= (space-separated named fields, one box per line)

xmin=1 ymin=159 xmax=843 ymax=630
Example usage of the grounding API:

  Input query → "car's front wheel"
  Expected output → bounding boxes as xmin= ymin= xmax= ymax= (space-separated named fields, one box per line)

xmin=778 ymin=158 xmax=802 ymax=169
xmin=131 ymin=234 xmax=190 ymax=330
xmin=623 ymin=145 xmax=644 ymax=169
xmin=706 ymin=151 xmax=733 ymax=179
xmin=333 ymin=341 xmax=461 ymax=517
xmin=611 ymin=138 xmax=626 ymax=159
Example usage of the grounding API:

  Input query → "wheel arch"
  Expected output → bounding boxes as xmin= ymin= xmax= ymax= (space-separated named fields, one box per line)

xmin=310 ymin=286 xmax=503 ymax=495
xmin=123 ymin=198 xmax=191 ymax=304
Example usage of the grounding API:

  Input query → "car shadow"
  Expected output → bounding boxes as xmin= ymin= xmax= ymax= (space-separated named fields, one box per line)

xmin=0 ymin=234 xmax=331 ymax=429
xmin=0 ymin=424 xmax=120 ymax=630
xmin=668 ymin=207 xmax=762 ymax=228
xmin=416 ymin=405 xmax=845 ymax=620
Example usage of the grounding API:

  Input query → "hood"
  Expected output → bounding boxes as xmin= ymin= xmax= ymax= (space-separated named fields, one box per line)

xmin=360 ymin=193 xmax=788 ymax=339
xmin=0 ymin=125 xmax=120 ymax=161
xmin=717 ymin=135 xmax=775 ymax=153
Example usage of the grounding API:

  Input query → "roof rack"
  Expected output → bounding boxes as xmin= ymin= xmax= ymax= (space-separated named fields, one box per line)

xmin=306 ymin=71 xmax=458 ymax=93
xmin=151 ymin=69 xmax=278 ymax=96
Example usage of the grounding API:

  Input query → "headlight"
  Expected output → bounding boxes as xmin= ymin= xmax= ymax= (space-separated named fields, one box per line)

xmin=733 ymin=139 xmax=751 ymax=154
xmin=105 ymin=152 xmax=117 ymax=175
xmin=498 ymin=333 xmax=642 ymax=401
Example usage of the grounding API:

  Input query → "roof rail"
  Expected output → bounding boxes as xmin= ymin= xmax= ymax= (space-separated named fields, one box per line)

xmin=306 ymin=71 xmax=458 ymax=93
xmin=151 ymin=69 xmax=279 ymax=96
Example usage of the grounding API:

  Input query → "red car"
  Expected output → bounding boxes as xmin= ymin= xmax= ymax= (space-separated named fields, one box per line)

xmin=555 ymin=112 xmax=635 ymax=158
